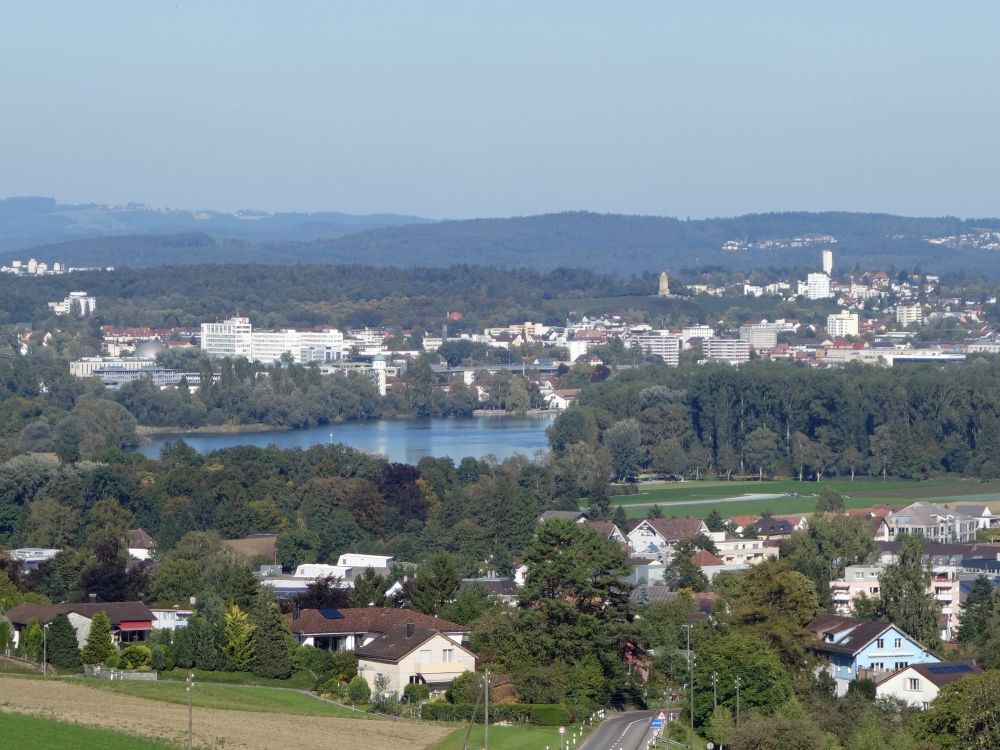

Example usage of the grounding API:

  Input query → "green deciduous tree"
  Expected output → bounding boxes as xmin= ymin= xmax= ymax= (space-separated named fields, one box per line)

xmin=347 ymin=673 xmax=371 ymax=704
xmin=23 ymin=620 xmax=43 ymax=662
xmin=605 ymin=419 xmax=642 ymax=481
xmin=81 ymin=611 xmax=114 ymax=665
xmin=276 ymin=528 xmax=321 ymax=571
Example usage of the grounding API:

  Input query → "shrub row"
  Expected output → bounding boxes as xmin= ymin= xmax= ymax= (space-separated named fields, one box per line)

xmin=421 ymin=702 xmax=572 ymax=726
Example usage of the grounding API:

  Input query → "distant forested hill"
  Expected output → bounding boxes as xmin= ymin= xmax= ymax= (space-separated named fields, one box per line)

xmin=0 ymin=196 xmax=430 ymax=254
xmin=6 ymin=206 xmax=1000 ymax=275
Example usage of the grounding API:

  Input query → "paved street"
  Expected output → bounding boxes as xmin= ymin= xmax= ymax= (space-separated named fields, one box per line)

xmin=579 ymin=711 xmax=658 ymax=750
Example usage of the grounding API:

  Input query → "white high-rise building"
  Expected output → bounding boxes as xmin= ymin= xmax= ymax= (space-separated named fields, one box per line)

xmin=631 ymin=331 xmax=680 ymax=366
xmin=680 ymin=325 xmax=715 ymax=349
xmin=826 ymin=311 xmax=859 ymax=338
xmin=739 ymin=324 xmax=779 ymax=350
xmin=48 ymin=291 xmax=96 ymax=316
xmin=805 ymin=273 xmax=832 ymax=300
xmin=200 ymin=317 xmax=253 ymax=359
xmin=822 ymin=249 xmax=834 ymax=275
xmin=658 ymin=272 xmax=670 ymax=297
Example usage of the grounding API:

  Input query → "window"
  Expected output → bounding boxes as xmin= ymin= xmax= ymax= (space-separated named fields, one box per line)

xmin=922 ymin=702 xmax=929 ymax=711
xmin=442 ymin=648 xmax=454 ymax=663
xmin=876 ymin=638 xmax=885 ymax=649
xmin=870 ymin=662 xmax=884 ymax=672
xmin=894 ymin=638 xmax=902 ymax=649
xmin=895 ymin=661 xmax=908 ymax=671
xmin=908 ymin=678 xmax=920 ymax=691
xmin=419 ymin=649 xmax=431 ymax=664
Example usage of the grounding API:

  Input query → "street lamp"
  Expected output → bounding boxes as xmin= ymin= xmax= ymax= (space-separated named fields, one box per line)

xmin=734 ymin=676 xmax=742 ymax=728
xmin=712 ymin=671 xmax=718 ymax=710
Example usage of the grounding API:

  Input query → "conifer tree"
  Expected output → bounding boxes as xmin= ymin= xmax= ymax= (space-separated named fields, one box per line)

xmin=23 ymin=620 xmax=43 ymax=662
xmin=47 ymin=613 xmax=82 ymax=671
xmin=81 ymin=611 xmax=115 ymax=665
xmin=222 ymin=604 xmax=256 ymax=672
xmin=250 ymin=596 xmax=293 ymax=679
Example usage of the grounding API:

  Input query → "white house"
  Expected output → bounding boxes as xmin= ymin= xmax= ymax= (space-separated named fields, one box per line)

xmin=357 ymin=624 xmax=476 ymax=697
xmin=127 ymin=529 xmax=157 ymax=561
xmin=875 ymin=662 xmax=979 ymax=709
xmin=627 ymin=518 xmax=709 ymax=558
xmin=286 ymin=607 xmax=470 ymax=652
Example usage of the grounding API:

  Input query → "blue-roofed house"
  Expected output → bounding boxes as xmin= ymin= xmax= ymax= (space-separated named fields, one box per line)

xmin=875 ymin=662 xmax=980 ymax=709
xmin=806 ymin=614 xmax=940 ymax=696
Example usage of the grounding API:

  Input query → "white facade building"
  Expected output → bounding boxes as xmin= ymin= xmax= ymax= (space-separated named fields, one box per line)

xmin=738 ymin=324 xmax=779 ymax=350
xmin=896 ymin=304 xmax=924 ymax=327
xmin=805 ymin=273 xmax=832 ymax=300
xmin=251 ymin=328 xmax=345 ymax=364
xmin=822 ymin=249 xmax=834 ymax=275
xmin=200 ymin=317 xmax=253 ymax=359
xmin=631 ymin=330 xmax=680 ymax=366
xmin=48 ymin=291 xmax=96 ymax=316
xmin=826 ymin=311 xmax=860 ymax=338
xmin=680 ymin=325 xmax=715 ymax=349
xmin=704 ymin=338 xmax=751 ymax=365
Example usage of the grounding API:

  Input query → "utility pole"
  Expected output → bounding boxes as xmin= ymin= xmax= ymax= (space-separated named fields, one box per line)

xmin=186 ymin=672 xmax=195 ymax=750
xmin=735 ymin=676 xmax=741 ymax=729
xmin=712 ymin=671 xmax=718 ymax=710
xmin=484 ymin=667 xmax=489 ymax=750
xmin=42 ymin=624 xmax=48 ymax=676
xmin=682 ymin=624 xmax=694 ymax=750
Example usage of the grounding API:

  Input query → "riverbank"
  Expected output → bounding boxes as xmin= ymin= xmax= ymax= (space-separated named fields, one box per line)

xmin=136 ymin=423 xmax=292 ymax=436
xmin=472 ymin=408 xmax=561 ymax=418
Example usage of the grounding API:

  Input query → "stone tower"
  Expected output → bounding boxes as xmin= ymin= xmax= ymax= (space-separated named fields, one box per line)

xmin=658 ymin=272 xmax=670 ymax=297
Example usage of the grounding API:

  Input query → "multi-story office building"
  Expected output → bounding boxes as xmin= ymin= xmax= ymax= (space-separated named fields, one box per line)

xmin=826 ymin=311 xmax=860 ymax=338
xmin=200 ymin=317 xmax=253 ymax=359
xmin=48 ymin=291 xmax=96 ymax=316
xmin=886 ymin=503 xmax=978 ymax=543
xmin=822 ymin=249 xmax=834 ymax=275
xmin=251 ymin=329 xmax=345 ymax=364
xmin=680 ymin=325 xmax=715 ymax=349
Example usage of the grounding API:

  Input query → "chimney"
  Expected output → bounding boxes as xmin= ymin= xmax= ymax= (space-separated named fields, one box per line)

xmin=293 ymin=602 xmax=300 ymax=620
xmin=406 ymin=622 xmax=415 ymax=638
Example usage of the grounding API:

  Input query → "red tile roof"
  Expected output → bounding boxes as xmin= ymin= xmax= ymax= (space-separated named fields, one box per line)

xmin=690 ymin=549 xmax=725 ymax=567
xmin=5 ymin=601 xmax=154 ymax=627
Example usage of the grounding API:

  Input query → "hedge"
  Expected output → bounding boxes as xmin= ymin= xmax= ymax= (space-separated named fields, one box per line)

xmin=421 ymin=702 xmax=572 ymax=726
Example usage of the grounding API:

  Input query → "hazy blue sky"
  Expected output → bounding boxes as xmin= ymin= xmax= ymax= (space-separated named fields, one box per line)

xmin=2 ymin=2 xmax=998 ymax=219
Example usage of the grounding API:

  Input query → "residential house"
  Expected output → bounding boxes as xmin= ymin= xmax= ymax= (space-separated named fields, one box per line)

xmin=949 ymin=504 xmax=1000 ymax=530
xmin=537 ymin=510 xmax=588 ymax=524
xmin=707 ymin=532 xmax=779 ymax=566
xmin=546 ymin=389 xmax=581 ymax=410
xmin=754 ymin=518 xmax=796 ymax=541
xmin=150 ymin=601 xmax=195 ymax=631
xmin=875 ymin=662 xmax=980 ymax=709
xmin=286 ymin=607 xmax=470 ymax=651
xmin=459 ymin=577 xmax=518 ymax=604
xmin=626 ymin=557 xmax=666 ymax=586
xmin=582 ymin=519 xmax=628 ymax=549
xmin=886 ymin=503 xmax=978 ymax=543
xmin=6 ymin=548 xmax=60 ymax=572
xmin=689 ymin=549 xmax=729 ymax=581
xmin=627 ymin=518 xmax=709 ymax=559
xmin=5 ymin=601 xmax=155 ymax=650
xmin=356 ymin=623 xmax=476 ymax=697
xmin=126 ymin=529 xmax=157 ymax=561
xmin=806 ymin=614 xmax=940 ymax=695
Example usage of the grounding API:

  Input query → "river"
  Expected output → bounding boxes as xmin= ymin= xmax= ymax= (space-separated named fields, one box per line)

xmin=137 ymin=415 xmax=554 ymax=465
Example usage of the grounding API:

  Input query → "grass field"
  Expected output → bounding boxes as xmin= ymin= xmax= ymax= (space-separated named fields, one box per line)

xmin=0 ymin=675 xmax=447 ymax=750
xmin=80 ymin=678 xmax=363 ymax=718
xmin=599 ymin=477 xmax=996 ymax=519
xmin=0 ymin=712 xmax=171 ymax=749
xmin=426 ymin=724 xmax=574 ymax=750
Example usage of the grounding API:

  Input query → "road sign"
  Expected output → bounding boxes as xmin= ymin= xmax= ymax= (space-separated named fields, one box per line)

xmin=650 ymin=718 xmax=665 ymax=730
xmin=652 ymin=729 xmax=660 ymax=738
xmin=657 ymin=711 xmax=666 ymax=721
xmin=559 ymin=726 xmax=566 ymax=735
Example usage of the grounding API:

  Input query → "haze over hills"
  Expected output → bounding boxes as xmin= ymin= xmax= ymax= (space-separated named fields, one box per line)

xmin=0 ymin=196 xmax=431 ymax=254
xmin=4 ymin=197 xmax=1000 ymax=275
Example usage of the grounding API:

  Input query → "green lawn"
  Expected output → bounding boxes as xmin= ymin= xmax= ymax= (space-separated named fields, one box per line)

xmin=77 ymin=678 xmax=363 ymax=718
xmin=426 ymin=724 xmax=573 ymax=750
xmin=599 ymin=478 xmax=978 ymax=519
xmin=0 ymin=712 xmax=171 ymax=749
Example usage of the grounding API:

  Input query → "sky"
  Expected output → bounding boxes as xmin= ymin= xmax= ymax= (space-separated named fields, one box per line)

xmin=2 ymin=2 xmax=998 ymax=220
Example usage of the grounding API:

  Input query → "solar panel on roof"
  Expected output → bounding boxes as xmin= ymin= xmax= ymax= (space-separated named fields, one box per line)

xmin=319 ymin=607 xmax=344 ymax=620
xmin=926 ymin=664 xmax=972 ymax=674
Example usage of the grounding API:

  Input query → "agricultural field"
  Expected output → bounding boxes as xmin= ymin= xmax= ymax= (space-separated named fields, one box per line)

xmin=599 ymin=478 xmax=1000 ymax=519
xmin=82 ymin=678 xmax=363 ymax=718
xmin=426 ymin=723 xmax=576 ymax=750
xmin=0 ymin=675 xmax=448 ymax=750
xmin=0 ymin=712 xmax=172 ymax=750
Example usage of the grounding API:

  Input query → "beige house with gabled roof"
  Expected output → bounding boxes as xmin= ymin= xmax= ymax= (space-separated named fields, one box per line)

xmin=356 ymin=623 xmax=476 ymax=697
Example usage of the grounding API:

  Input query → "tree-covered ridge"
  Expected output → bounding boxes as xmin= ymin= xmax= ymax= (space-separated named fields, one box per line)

xmin=8 ymin=209 xmax=1000 ymax=274
xmin=549 ymin=358 xmax=1000 ymax=481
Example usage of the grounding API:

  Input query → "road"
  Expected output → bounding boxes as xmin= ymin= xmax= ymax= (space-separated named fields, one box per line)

xmin=579 ymin=710 xmax=659 ymax=750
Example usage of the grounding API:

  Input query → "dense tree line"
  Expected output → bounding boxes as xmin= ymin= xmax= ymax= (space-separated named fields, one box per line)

xmin=549 ymin=358 xmax=1000 ymax=481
